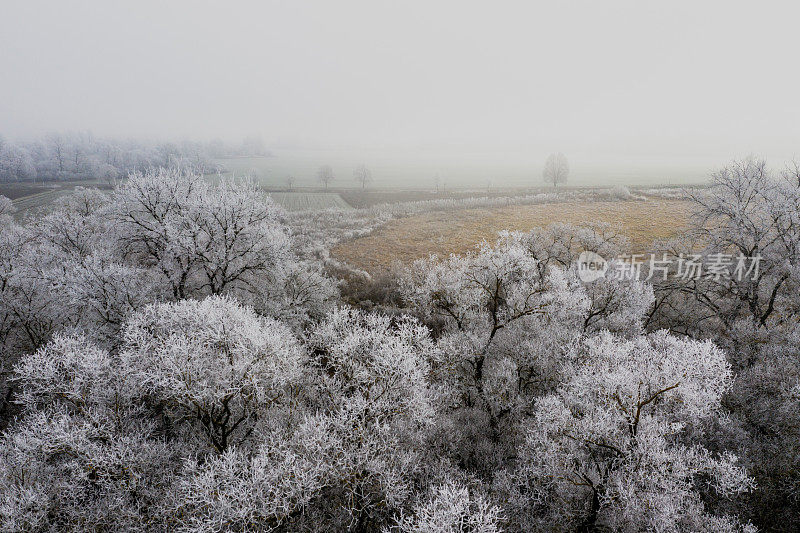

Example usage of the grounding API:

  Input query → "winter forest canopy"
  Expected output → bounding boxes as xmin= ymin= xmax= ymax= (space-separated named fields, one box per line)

xmin=1 ymin=158 xmax=799 ymax=532
xmin=3 ymin=1 xmax=800 ymax=531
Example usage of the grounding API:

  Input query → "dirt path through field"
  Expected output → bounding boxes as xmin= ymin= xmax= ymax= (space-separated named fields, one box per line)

xmin=331 ymin=199 xmax=694 ymax=275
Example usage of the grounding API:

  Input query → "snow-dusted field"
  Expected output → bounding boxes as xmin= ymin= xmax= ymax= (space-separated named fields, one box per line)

xmin=268 ymin=191 xmax=353 ymax=211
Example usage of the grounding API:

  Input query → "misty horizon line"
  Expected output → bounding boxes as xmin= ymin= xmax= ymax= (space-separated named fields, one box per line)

xmin=2 ymin=129 xmax=789 ymax=163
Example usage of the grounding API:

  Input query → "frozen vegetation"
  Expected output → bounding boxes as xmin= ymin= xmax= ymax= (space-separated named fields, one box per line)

xmin=0 ymin=159 xmax=798 ymax=531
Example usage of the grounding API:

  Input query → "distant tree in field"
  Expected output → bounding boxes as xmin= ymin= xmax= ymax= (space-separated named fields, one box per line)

xmin=98 ymin=163 xmax=119 ymax=187
xmin=543 ymin=152 xmax=569 ymax=187
xmin=285 ymin=175 xmax=296 ymax=191
xmin=317 ymin=165 xmax=334 ymax=190
xmin=353 ymin=164 xmax=372 ymax=190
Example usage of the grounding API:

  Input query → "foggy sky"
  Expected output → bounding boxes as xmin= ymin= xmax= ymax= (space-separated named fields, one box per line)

xmin=2 ymin=0 xmax=799 ymax=161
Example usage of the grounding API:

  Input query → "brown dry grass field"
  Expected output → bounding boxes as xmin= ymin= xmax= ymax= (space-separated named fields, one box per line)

xmin=331 ymin=199 xmax=694 ymax=275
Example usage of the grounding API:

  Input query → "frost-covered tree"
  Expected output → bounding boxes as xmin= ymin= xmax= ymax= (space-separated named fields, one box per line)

xmin=112 ymin=168 xmax=205 ymax=299
xmin=0 ymin=170 xmax=337 ymax=431
xmin=644 ymin=159 xmax=800 ymax=529
xmin=192 ymin=179 xmax=292 ymax=296
xmin=112 ymin=168 xmax=325 ymax=319
xmin=0 ymin=141 xmax=35 ymax=182
xmin=354 ymin=164 xmax=373 ymax=190
xmin=171 ymin=308 xmax=437 ymax=531
xmin=542 ymin=152 xmax=569 ymax=188
xmin=0 ymin=223 xmax=55 ymax=426
xmin=121 ymin=296 xmax=306 ymax=453
xmin=0 ymin=132 xmax=221 ymax=183
xmin=1 ymin=189 xmax=120 ymax=375
xmin=173 ymin=416 xmax=338 ymax=531
xmin=401 ymin=232 xmax=589 ymax=393
xmin=650 ymin=158 xmax=800 ymax=342
xmin=59 ymin=252 xmax=154 ymax=343
xmin=0 ymin=196 xmax=15 ymax=225
xmin=501 ymin=330 xmax=754 ymax=532
xmin=400 ymin=232 xmax=590 ymax=474
xmin=32 ymin=188 xmax=110 ymax=258
xmin=517 ymin=223 xmax=654 ymax=336
xmin=15 ymin=188 xmax=151 ymax=345
xmin=307 ymin=308 xmax=434 ymax=420
xmin=0 ymin=409 xmax=180 ymax=532
xmin=639 ymin=160 xmax=800 ymax=528
xmin=389 ymin=479 xmax=503 ymax=533
xmin=13 ymin=334 xmax=118 ymax=414
xmin=400 ymin=226 xmax=652 ymax=451
xmin=0 ymin=224 xmax=66 ymax=353
xmin=303 ymin=308 xmax=436 ymax=529
xmin=1 ymin=334 xmax=183 ymax=531
xmin=317 ymin=165 xmax=335 ymax=190
xmin=268 ymin=260 xmax=339 ymax=321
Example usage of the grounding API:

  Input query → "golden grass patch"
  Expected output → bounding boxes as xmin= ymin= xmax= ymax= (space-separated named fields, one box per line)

xmin=332 ymin=200 xmax=694 ymax=275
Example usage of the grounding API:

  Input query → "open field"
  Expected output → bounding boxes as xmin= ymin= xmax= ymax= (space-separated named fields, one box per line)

xmin=339 ymin=185 xmax=694 ymax=208
xmin=268 ymin=192 xmax=353 ymax=211
xmin=11 ymin=189 xmax=74 ymax=215
xmin=331 ymin=199 xmax=694 ymax=275
xmin=339 ymin=187 xmax=584 ymax=208
xmin=0 ymin=183 xmax=50 ymax=200
xmin=4 ymin=181 xmax=112 ymax=218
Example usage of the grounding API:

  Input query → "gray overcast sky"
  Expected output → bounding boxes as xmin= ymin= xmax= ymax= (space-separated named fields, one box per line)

xmin=1 ymin=0 xmax=799 ymax=160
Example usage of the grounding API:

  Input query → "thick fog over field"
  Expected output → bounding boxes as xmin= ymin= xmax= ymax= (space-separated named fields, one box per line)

xmin=2 ymin=1 xmax=799 ymax=186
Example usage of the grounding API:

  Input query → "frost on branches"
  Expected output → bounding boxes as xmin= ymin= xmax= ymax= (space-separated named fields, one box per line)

xmin=389 ymin=479 xmax=503 ymax=533
xmin=170 ymin=308 xmax=438 ymax=531
xmin=0 ymin=166 xmax=766 ymax=531
xmin=399 ymin=228 xmax=653 ymax=471
xmin=501 ymin=331 xmax=754 ymax=532
xmin=2 ymin=334 xmax=182 ymax=531
xmin=121 ymin=296 xmax=306 ymax=453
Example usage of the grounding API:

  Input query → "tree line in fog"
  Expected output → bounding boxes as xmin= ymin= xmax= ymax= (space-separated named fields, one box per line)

xmin=0 ymin=132 xmax=269 ymax=183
